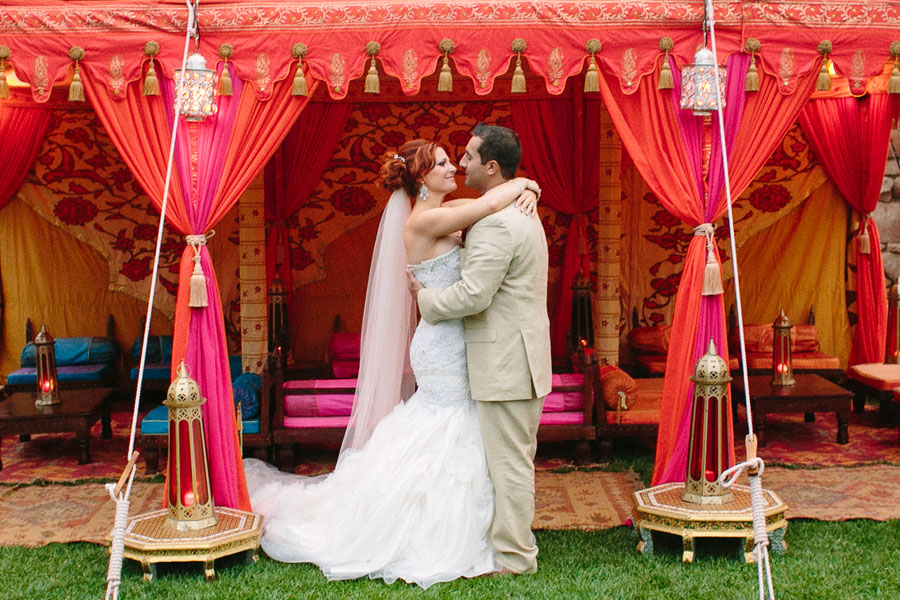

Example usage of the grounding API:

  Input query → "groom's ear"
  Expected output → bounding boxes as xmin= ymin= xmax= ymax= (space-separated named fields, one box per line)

xmin=484 ymin=159 xmax=501 ymax=176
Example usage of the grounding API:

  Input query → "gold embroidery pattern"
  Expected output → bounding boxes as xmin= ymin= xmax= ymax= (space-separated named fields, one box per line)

xmin=402 ymin=49 xmax=418 ymax=89
xmin=622 ymin=48 xmax=637 ymax=88
xmin=109 ymin=54 xmax=125 ymax=94
xmin=476 ymin=48 xmax=492 ymax=89
xmin=329 ymin=53 xmax=346 ymax=92
xmin=548 ymin=47 xmax=564 ymax=87
xmin=33 ymin=55 xmax=49 ymax=97
xmin=850 ymin=49 xmax=866 ymax=90
xmin=778 ymin=47 xmax=795 ymax=86
xmin=255 ymin=53 xmax=271 ymax=93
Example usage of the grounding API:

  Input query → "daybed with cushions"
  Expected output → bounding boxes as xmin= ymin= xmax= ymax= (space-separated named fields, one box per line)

xmin=728 ymin=323 xmax=842 ymax=382
xmin=271 ymin=337 xmax=600 ymax=471
xmin=129 ymin=333 xmax=244 ymax=394
xmin=4 ymin=317 xmax=120 ymax=393
xmin=593 ymin=365 xmax=663 ymax=457
xmin=628 ymin=325 xmax=738 ymax=377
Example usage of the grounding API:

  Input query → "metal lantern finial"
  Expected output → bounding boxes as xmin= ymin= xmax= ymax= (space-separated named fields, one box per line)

xmin=165 ymin=360 xmax=217 ymax=530
xmin=33 ymin=323 xmax=60 ymax=407
xmin=886 ymin=275 xmax=900 ymax=364
xmin=680 ymin=45 xmax=726 ymax=116
xmin=174 ymin=52 xmax=217 ymax=121
xmin=683 ymin=339 xmax=733 ymax=504
xmin=772 ymin=309 xmax=795 ymax=386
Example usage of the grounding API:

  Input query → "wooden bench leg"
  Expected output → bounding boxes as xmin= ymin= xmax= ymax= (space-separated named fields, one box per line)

xmin=144 ymin=446 xmax=160 ymax=475
xmin=574 ymin=440 xmax=591 ymax=465
xmin=276 ymin=445 xmax=295 ymax=472
xmin=597 ymin=437 xmax=613 ymax=460
xmin=252 ymin=446 xmax=269 ymax=462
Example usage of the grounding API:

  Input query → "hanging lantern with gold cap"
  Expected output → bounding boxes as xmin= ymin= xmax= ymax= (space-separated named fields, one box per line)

xmin=165 ymin=360 xmax=217 ymax=530
xmin=267 ymin=271 xmax=290 ymax=357
xmin=682 ymin=339 xmax=733 ymax=504
xmin=886 ymin=275 xmax=900 ymax=364
xmin=772 ymin=309 xmax=795 ymax=386
xmin=680 ymin=45 xmax=726 ymax=116
xmin=33 ymin=323 xmax=60 ymax=407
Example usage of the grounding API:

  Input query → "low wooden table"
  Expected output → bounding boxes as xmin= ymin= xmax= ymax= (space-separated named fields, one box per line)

xmin=732 ymin=374 xmax=853 ymax=446
xmin=0 ymin=388 xmax=113 ymax=469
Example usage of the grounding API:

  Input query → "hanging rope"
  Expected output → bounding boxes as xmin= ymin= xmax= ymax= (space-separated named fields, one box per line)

xmin=705 ymin=0 xmax=775 ymax=596
xmin=103 ymin=1 xmax=198 ymax=597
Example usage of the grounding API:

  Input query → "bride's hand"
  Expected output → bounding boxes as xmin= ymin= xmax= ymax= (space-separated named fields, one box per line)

xmin=515 ymin=189 xmax=539 ymax=218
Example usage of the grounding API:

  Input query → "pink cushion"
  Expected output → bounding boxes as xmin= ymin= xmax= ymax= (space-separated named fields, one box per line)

xmin=329 ymin=333 xmax=361 ymax=360
xmin=284 ymin=393 xmax=354 ymax=418
xmin=539 ymin=412 xmax=584 ymax=426
xmin=551 ymin=373 xmax=584 ymax=387
xmin=283 ymin=416 xmax=351 ymax=428
xmin=332 ymin=360 xmax=360 ymax=378
xmin=542 ymin=390 xmax=584 ymax=413
xmin=284 ymin=378 xmax=357 ymax=391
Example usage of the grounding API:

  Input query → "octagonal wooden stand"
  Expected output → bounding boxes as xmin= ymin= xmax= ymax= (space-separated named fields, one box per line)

xmin=116 ymin=507 xmax=262 ymax=581
xmin=632 ymin=482 xmax=788 ymax=563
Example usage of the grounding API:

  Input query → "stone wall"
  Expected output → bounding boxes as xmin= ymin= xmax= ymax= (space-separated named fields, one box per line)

xmin=876 ymin=127 xmax=900 ymax=287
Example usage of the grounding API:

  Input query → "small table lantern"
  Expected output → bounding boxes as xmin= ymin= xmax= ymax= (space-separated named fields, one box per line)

xmin=34 ymin=323 xmax=60 ymax=407
xmin=165 ymin=360 xmax=217 ymax=530
xmin=682 ymin=339 xmax=733 ymax=505
xmin=267 ymin=271 xmax=290 ymax=356
xmin=771 ymin=309 xmax=795 ymax=386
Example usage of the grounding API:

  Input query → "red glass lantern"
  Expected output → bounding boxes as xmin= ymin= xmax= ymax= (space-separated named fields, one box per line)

xmin=772 ymin=309 xmax=795 ymax=386
xmin=165 ymin=360 xmax=217 ymax=530
xmin=683 ymin=339 xmax=733 ymax=504
xmin=886 ymin=278 xmax=900 ymax=364
xmin=33 ymin=324 xmax=60 ymax=407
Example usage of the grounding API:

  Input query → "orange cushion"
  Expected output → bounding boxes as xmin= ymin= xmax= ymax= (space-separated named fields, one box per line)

xmin=730 ymin=324 xmax=820 ymax=354
xmin=744 ymin=351 xmax=840 ymax=371
xmin=848 ymin=363 xmax=900 ymax=391
xmin=598 ymin=365 xmax=639 ymax=410
xmin=604 ymin=378 xmax=662 ymax=425
xmin=636 ymin=353 xmax=738 ymax=374
xmin=628 ymin=325 xmax=671 ymax=355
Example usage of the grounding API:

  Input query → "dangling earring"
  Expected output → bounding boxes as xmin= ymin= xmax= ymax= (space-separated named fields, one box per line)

xmin=418 ymin=185 xmax=428 ymax=202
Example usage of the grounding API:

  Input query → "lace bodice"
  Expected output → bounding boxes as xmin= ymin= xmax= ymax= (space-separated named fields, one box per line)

xmin=408 ymin=247 xmax=470 ymax=408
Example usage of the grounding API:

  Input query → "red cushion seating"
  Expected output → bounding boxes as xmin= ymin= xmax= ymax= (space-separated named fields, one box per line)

xmin=629 ymin=325 xmax=737 ymax=374
xmin=743 ymin=351 xmax=841 ymax=371
xmin=602 ymin=377 xmax=663 ymax=425
xmin=848 ymin=363 xmax=900 ymax=391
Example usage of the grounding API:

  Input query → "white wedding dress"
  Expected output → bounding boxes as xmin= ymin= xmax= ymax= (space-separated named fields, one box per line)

xmin=243 ymin=247 xmax=496 ymax=588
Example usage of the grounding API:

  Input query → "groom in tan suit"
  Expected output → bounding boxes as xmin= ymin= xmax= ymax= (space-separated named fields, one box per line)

xmin=409 ymin=123 xmax=552 ymax=574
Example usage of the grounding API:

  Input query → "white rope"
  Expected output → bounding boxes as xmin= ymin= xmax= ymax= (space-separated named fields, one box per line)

xmin=103 ymin=1 xmax=197 ymax=597
xmin=706 ymin=0 xmax=774 ymax=597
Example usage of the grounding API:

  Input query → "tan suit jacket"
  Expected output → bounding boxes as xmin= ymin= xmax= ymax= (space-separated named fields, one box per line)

xmin=418 ymin=203 xmax=552 ymax=401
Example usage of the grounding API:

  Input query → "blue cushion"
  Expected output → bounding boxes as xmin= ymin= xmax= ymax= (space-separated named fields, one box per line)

xmin=130 ymin=364 xmax=172 ymax=382
xmin=228 ymin=355 xmax=244 ymax=382
xmin=232 ymin=372 xmax=261 ymax=420
xmin=140 ymin=403 xmax=260 ymax=435
xmin=21 ymin=337 xmax=119 ymax=368
xmin=130 ymin=335 xmax=173 ymax=364
xmin=7 ymin=363 xmax=113 ymax=385
xmin=129 ymin=354 xmax=243 ymax=382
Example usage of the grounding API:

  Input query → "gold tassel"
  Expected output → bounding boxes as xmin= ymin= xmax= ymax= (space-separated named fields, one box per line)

xmin=188 ymin=255 xmax=209 ymax=307
xmin=817 ymin=60 xmax=831 ymax=91
xmin=511 ymin=54 xmax=526 ymax=93
xmin=890 ymin=59 xmax=900 ymax=94
xmin=438 ymin=53 xmax=453 ymax=92
xmin=68 ymin=64 xmax=85 ymax=102
xmin=702 ymin=240 xmax=724 ymax=296
xmin=364 ymin=41 xmax=381 ymax=94
xmin=0 ymin=62 xmax=9 ymax=100
xmin=219 ymin=60 xmax=233 ymax=96
xmin=859 ymin=230 xmax=871 ymax=254
xmin=143 ymin=60 xmax=160 ymax=96
xmin=658 ymin=54 xmax=673 ymax=90
xmin=745 ymin=54 xmax=760 ymax=92
xmin=584 ymin=55 xmax=599 ymax=92
xmin=291 ymin=43 xmax=309 ymax=96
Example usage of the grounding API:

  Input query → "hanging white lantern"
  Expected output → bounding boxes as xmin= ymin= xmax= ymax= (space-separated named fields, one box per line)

xmin=680 ymin=46 xmax=726 ymax=116
xmin=174 ymin=52 xmax=217 ymax=122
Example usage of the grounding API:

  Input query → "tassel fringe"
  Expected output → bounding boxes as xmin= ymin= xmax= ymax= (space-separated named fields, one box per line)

xmin=702 ymin=243 xmax=724 ymax=296
xmin=511 ymin=54 xmax=526 ymax=93
xmin=817 ymin=61 xmax=831 ymax=91
xmin=292 ymin=59 xmax=308 ymax=96
xmin=658 ymin=54 xmax=673 ymax=90
xmin=745 ymin=55 xmax=759 ymax=92
xmin=438 ymin=54 xmax=453 ymax=92
xmin=890 ymin=60 xmax=900 ymax=94
xmin=189 ymin=256 xmax=208 ymax=307
xmin=364 ymin=57 xmax=380 ymax=94
xmin=859 ymin=231 xmax=871 ymax=254
xmin=584 ymin=55 xmax=599 ymax=92
xmin=219 ymin=62 xmax=233 ymax=96
xmin=69 ymin=65 xmax=85 ymax=102
xmin=143 ymin=60 xmax=160 ymax=96
xmin=0 ymin=64 xmax=9 ymax=99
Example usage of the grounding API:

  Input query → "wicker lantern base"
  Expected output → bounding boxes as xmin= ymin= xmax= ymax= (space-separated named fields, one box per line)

xmin=111 ymin=507 xmax=262 ymax=581
xmin=632 ymin=482 xmax=788 ymax=563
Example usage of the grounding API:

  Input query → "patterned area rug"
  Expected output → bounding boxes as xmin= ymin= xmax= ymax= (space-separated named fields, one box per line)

xmin=0 ymin=470 xmax=640 ymax=547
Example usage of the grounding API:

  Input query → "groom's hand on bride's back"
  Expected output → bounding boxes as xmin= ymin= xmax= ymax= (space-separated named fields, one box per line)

xmin=406 ymin=268 xmax=424 ymax=300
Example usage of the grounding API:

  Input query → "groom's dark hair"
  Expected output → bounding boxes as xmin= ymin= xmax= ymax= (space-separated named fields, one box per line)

xmin=472 ymin=123 xmax=521 ymax=180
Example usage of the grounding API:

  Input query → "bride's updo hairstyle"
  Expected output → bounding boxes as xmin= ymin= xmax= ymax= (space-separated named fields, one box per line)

xmin=380 ymin=139 xmax=437 ymax=199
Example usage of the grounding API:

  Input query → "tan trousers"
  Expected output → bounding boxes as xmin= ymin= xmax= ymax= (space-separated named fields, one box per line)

xmin=476 ymin=396 xmax=545 ymax=574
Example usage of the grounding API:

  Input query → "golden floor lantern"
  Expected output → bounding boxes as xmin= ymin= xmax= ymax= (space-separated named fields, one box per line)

xmin=886 ymin=276 xmax=900 ymax=364
xmin=112 ymin=360 xmax=262 ymax=582
xmin=632 ymin=339 xmax=788 ymax=563
xmin=771 ymin=309 xmax=795 ymax=386
xmin=34 ymin=323 xmax=60 ymax=407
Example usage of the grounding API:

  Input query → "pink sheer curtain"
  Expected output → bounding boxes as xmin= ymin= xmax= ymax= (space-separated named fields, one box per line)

xmin=511 ymin=91 xmax=601 ymax=355
xmin=798 ymin=94 xmax=900 ymax=366
xmin=264 ymin=102 xmax=352 ymax=291
xmin=0 ymin=104 xmax=51 ymax=209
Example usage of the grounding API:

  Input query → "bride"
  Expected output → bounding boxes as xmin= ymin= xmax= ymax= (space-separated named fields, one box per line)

xmin=243 ymin=139 xmax=540 ymax=589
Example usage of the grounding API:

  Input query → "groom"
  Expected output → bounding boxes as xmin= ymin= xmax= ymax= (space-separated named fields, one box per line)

xmin=407 ymin=123 xmax=552 ymax=574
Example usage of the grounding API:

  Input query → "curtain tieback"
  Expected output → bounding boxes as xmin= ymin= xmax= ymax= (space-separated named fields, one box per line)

xmin=857 ymin=214 xmax=871 ymax=255
xmin=694 ymin=223 xmax=724 ymax=297
xmin=185 ymin=230 xmax=216 ymax=308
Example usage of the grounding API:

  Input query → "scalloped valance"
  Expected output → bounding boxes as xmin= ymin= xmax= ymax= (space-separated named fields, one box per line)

xmin=1 ymin=1 xmax=899 ymax=102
